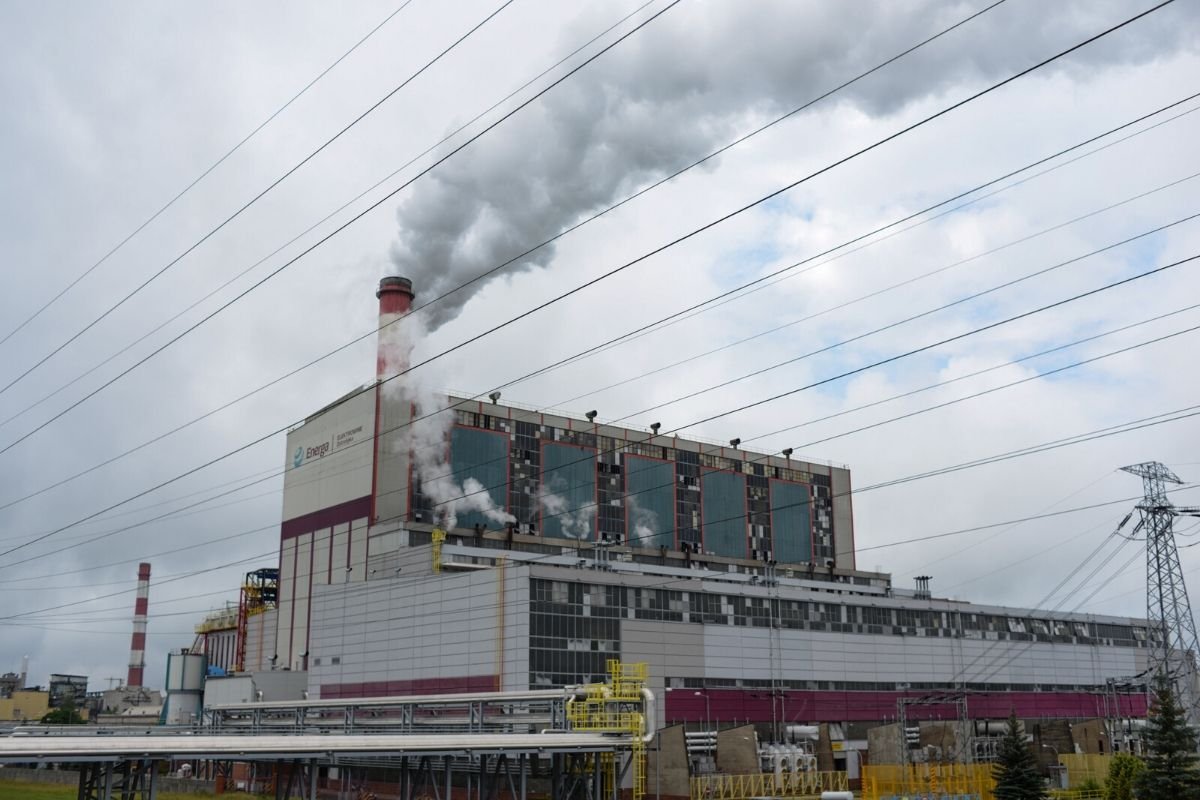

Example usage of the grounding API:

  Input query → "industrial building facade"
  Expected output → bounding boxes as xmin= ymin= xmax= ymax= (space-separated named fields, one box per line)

xmin=247 ymin=277 xmax=1150 ymax=732
xmin=300 ymin=541 xmax=1150 ymax=731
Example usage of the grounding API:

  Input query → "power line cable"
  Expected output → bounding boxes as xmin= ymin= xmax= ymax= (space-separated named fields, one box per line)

xmin=5 ymin=309 xmax=1191 ymax=590
xmin=969 ymin=538 xmax=1146 ymax=685
xmin=365 ymin=305 xmax=1200 ymax=527
xmin=0 ymin=9 xmax=1188 ymax=577
xmin=0 ymin=17 xmax=1180 ymax=568
xmin=0 ymin=0 xmax=662 ymax=437
xmin=3 ymin=84 xmax=1186 ymax=535
xmin=949 ymin=521 xmax=1133 ymax=684
xmin=0 ymin=0 xmax=680 ymax=457
xmin=0 ymin=293 xmax=1185 ymax=568
xmin=523 ymin=405 xmax=1200 ymax=555
xmin=2 ymin=158 xmax=1190 ymax=534
xmin=744 ymin=301 xmax=1200 ymax=446
xmin=0 ymin=550 xmax=271 ymax=622
xmin=610 ymin=209 xmax=1200 ymax=423
xmin=553 ymin=167 xmax=1200 ymax=410
xmin=369 ymin=307 xmax=1200 ymax=542
xmin=4 ymin=244 xmax=1196 ymax=570
xmin=10 ymin=411 xmax=1200 ymax=639
xmin=937 ymin=517 xmax=1120 ymax=593
xmin=10 ymin=473 xmax=1192 ymax=688
xmin=10 ymin=286 xmax=1182 ymax=564
xmin=0 ymin=112 xmax=1171 ymax=542
xmin=0 ymin=0 xmax=1159 ymax=463
xmin=0 ymin=0 xmax=417 ymax=351
xmin=0 ymin=0 xmax=515 ymax=400
xmin=0 ymin=537 xmax=278 ymax=589
xmin=904 ymin=469 xmax=1121 ymax=579
xmin=789 ymin=321 xmax=1200 ymax=452
xmin=391 ymin=0 xmax=1011 ymax=325
xmin=857 ymin=494 xmax=1183 ymax=556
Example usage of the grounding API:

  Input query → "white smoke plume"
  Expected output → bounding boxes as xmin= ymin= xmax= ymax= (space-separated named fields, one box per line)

xmin=379 ymin=314 xmax=514 ymax=532
xmin=537 ymin=477 xmax=594 ymax=540
xmin=389 ymin=1 xmax=1194 ymax=330
xmin=626 ymin=493 xmax=660 ymax=548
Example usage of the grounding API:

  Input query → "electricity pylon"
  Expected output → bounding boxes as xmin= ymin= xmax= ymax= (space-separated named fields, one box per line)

xmin=1122 ymin=462 xmax=1200 ymax=719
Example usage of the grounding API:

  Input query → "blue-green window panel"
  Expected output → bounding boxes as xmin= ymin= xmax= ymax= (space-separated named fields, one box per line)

xmin=541 ymin=442 xmax=597 ymax=541
xmin=449 ymin=425 xmax=509 ymax=532
xmin=701 ymin=470 xmax=747 ymax=558
xmin=770 ymin=479 xmax=812 ymax=564
xmin=625 ymin=456 xmax=674 ymax=549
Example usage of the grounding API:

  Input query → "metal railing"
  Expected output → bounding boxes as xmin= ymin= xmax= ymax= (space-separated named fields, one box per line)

xmin=203 ymin=690 xmax=570 ymax=736
xmin=690 ymin=770 xmax=848 ymax=800
xmin=861 ymin=763 xmax=994 ymax=800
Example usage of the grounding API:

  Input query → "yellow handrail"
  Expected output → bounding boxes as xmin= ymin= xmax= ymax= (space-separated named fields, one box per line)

xmin=690 ymin=771 xmax=848 ymax=800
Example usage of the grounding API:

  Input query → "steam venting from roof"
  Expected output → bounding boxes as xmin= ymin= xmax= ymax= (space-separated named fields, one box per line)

xmin=388 ymin=1 xmax=1191 ymax=331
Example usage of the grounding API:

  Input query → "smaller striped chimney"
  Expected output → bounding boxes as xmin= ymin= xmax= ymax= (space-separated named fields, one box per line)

xmin=127 ymin=562 xmax=150 ymax=687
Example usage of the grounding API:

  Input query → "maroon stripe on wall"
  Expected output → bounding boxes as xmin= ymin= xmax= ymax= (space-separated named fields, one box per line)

xmin=281 ymin=496 xmax=372 ymax=541
xmin=320 ymin=674 xmax=497 ymax=699
xmin=666 ymin=688 xmax=1148 ymax=723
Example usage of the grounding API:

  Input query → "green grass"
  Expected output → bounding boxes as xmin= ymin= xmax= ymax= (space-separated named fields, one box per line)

xmin=0 ymin=780 xmax=213 ymax=799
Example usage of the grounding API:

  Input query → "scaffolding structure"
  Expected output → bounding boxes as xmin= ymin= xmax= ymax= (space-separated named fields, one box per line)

xmin=234 ymin=567 xmax=279 ymax=673
xmin=191 ymin=603 xmax=237 ymax=663
xmin=567 ymin=660 xmax=649 ymax=800
xmin=432 ymin=527 xmax=447 ymax=574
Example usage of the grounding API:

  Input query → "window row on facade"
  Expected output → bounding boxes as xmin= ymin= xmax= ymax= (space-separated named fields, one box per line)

xmin=666 ymin=676 xmax=1133 ymax=693
xmin=529 ymin=579 xmax=1151 ymax=648
xmin=411 ymin=420 xmax=836 ymax=562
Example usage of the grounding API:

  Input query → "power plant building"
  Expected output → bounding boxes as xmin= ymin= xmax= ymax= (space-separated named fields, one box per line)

xmin=251 ymin=277 xmax=1151 ymax=734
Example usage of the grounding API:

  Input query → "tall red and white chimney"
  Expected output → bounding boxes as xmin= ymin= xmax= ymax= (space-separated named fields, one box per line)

xmin=376 ymin=276 xmax=415 ymax=380
xmin=126 ymin=562 xmax=150 ymax=688
xmin=372 ymin=277 xmax=416 ymax=527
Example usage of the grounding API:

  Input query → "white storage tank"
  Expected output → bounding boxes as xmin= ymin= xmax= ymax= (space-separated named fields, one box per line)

xmin=161 ymin=649 xmax=207 ymax=725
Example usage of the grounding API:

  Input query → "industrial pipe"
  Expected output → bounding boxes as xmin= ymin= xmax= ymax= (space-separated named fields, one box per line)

xmin=785 ymin=724 xmax=819 ymax=741
xmin=641 ymin=687 xmax=656 ymax=743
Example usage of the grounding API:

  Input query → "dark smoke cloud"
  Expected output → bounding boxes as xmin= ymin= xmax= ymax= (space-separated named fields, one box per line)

xmin=390 ymin=0 xmax=1196 ymax=329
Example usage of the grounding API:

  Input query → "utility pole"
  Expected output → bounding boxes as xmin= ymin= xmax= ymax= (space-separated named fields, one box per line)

xmin=1122 ymin=462 xmax=1200 ymax=721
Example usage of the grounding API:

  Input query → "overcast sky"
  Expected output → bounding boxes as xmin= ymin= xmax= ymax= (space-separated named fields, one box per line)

xmin=1 ymin=0 xmax=1198 ymax=689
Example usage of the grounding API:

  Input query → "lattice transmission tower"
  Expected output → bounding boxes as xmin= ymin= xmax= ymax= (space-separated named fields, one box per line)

xmin=1122 ymin=461 xmax=1200 ymax=719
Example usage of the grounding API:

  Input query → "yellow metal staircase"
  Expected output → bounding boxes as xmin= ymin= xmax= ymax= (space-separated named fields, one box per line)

xmin=566 ymin=660 xmax=649 ymax=800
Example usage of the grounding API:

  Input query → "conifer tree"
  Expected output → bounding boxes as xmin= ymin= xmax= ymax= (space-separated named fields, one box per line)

xmin=1104 ymin=752 xmax=1144 ymax=800
xmin=992 ymin=711 xmax=1047 ymax=800
xmin=1136 ymin=674 xmax=1200 ymax=799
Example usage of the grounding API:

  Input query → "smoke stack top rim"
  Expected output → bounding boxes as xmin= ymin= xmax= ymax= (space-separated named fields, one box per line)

xmin=377 ymin=276 xmax=414 ymax=300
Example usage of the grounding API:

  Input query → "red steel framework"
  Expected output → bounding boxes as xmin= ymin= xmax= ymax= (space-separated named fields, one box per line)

xmin=234 ymin=568 xmax=279 ymax=673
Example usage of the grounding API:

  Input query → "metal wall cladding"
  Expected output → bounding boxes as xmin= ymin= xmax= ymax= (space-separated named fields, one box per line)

xmin=307 ymin=567 xmax=531 ymax=697
xmin=282 ymin=388 xmax=375 ymax=523
xmin=770 ymin=480 xmax=812 ymax=564
xmin=701 ymin=470 xmax=747 ymax=558
xmin=541 ymin=442 xmax=596 ymax=541
xmin=624 ymin=456 xmax=675 ymax=549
